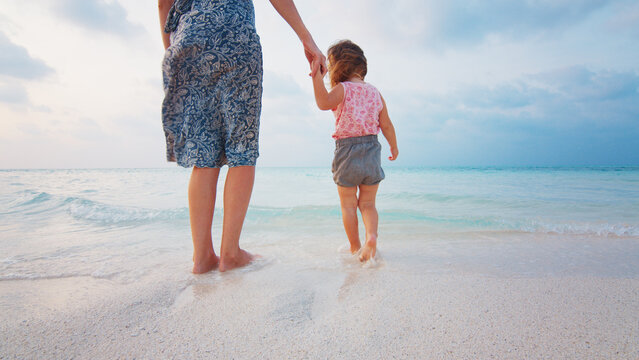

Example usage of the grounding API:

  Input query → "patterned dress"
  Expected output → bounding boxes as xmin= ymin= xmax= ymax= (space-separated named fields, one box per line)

xmin=162 ymin=0 xmax=263 ymax=168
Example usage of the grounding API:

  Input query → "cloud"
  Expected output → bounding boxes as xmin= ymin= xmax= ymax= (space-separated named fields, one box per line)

xmin=54 ymin=0 xmax=144 ymax=37
xmin=437 ymin=0 xmax=607 ymax=41
xmin=509 ymin=67 xmax=639 ymax=134
xmin=530 ymin=66 xmax=639 ymax=103
xmin=393 ymin=66 xmax=639 ymax=165
xmin=263 ymin=71 xmax=306 ymax=97
xmin=259 ymin=71 xmax=334 ymax=166
xmin=606 ymin=1 xmax=639 ymax=35
xmin=0 ymin=80 xmax=29 ymax=105
xmin=2 ymin=0 xmax=638 ymax=168
xmin=428 ymin=66 xmax=638 ymax=128
xmin=0 ymin=32 xmax=54 ymax=80
xmin=359 ymin=0 xmax=614 ymax=50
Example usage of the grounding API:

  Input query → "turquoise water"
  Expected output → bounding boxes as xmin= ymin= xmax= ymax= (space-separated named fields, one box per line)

xmin=1 ymin=167 xmax=638 ymax=281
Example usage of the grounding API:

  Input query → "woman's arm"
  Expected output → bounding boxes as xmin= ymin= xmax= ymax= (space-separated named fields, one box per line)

xmin=312 ymin=71 xmax=344 ymax=111
xmin=379 ymin=96 xmax=399 ymax=161
xmin=268 ymin=0 xmax=326 ymax=75
xmin=158 ymin=0 xmax=174 ymax=49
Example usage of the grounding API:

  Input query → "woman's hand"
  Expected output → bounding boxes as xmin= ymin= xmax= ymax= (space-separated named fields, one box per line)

xmin=303 ymin=38 xmax=327 ymax=77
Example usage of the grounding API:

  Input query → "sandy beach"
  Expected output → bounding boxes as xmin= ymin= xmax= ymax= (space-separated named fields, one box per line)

xmin=2 ymin=253 xmax=638 ymax=359
xmin=2 ymin=167 xmax=639 ymax=359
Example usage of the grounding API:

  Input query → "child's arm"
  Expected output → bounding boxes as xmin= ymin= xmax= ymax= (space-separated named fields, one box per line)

xmin=312 ymin=71 xmax=344 ymax=111
xmin=379 ymin=96 xmax=399 ymax=161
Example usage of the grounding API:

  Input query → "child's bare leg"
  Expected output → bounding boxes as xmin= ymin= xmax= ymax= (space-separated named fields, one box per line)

xmin=189 ymin=167 xmax=221 ymax=274
xmin=337 ymin=185 xmax=361 ymax=253
xmin=357 ymin=184 xmax=379 ymax=262
xmin=219 ymin=166 xmax=256 ymax=272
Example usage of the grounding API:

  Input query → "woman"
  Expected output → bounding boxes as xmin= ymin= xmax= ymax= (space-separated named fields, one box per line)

xmin=158 ymin=0 xmax=325 ymax=273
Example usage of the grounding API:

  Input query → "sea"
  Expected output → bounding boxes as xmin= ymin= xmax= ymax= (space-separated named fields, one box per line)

xmin=1 ymin=166 xmax=639 ymax=284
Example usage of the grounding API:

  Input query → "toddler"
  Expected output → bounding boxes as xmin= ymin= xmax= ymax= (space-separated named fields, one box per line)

xmin=311 ymin=40 xmax=398 ymax=262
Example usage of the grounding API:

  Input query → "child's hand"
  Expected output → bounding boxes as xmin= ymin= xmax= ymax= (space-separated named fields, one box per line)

xmin=389 ymin=147 xmax=399 ymax=161
xmin=309 ymin=59 xmax=326 ymax=78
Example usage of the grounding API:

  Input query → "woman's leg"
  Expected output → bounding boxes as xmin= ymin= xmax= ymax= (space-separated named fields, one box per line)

xmin=357 ymin=184 xmax=379 ymax=261
xmin=219 ymin=165 xmax=256 ymax=272
xmin=189 ymin=166 xmax=221 ymax=274
xmin=337 ymin=185 xmax=361 ymax=253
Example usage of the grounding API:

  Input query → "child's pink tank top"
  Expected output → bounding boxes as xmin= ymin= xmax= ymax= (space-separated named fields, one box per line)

xmin=331 ymin=81 xmax=384 ymax=140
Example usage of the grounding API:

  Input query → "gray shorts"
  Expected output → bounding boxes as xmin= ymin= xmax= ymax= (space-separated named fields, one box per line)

xmin=332 ymin=135 xmax=385 ymax=187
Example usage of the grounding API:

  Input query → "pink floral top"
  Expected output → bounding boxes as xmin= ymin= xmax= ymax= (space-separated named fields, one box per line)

xmin=332 ymin=81 xmax=384 ymax=140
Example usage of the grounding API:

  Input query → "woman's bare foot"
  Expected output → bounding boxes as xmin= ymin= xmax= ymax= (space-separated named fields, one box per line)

xmin=358 ymin=237 xmax=377 ymax=262
xmin=192 ymin=253 xmax=219 ymax=274
xmin=219 ymin=249 xmax=255 ymax=272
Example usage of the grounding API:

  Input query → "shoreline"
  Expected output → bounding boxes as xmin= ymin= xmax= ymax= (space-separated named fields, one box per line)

xmin=2 ymin=261 xmax=638 ymax=359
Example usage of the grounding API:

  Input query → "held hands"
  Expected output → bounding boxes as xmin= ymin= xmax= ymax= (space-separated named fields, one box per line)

xmin=303 ymin=38 xmax=327 ymax=77
xmin=310 ymin=58 xmax=326 ymax=78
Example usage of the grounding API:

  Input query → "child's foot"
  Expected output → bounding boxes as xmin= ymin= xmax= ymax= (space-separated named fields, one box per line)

xmin=350 ymin=243 xmax=361 ymax=255
xmin=358 ymin=237 xmax=377 ymax=262
xmin=219 ymin=249 xmax=255 ymax=272
xmin=192 ymin=253 xmax=219 ymax=274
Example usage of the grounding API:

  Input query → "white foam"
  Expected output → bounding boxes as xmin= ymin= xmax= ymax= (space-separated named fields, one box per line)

xmin=236 ymin=256 xmax=275 ymax=273
xmin=337 ymin=243 xmax=352 ymax=254
xmin=516 ymin=220 xmax=639 ymax=237
xmin=361 ymin=249 xmax=384 ymax=269
xmin=0 ymin=272 xmax=91 ymax=281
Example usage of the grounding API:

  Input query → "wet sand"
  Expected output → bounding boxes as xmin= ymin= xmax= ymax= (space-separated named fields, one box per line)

xmin=2 ymin=255 xmax=638 ymax=359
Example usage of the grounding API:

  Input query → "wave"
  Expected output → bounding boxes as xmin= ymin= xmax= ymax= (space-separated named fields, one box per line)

xmin=3 ymin=190 xmax=638 ymax=237
xmin=378 ymin=191 xmax=495 ymax=205
xmin=507 ymin=219 xmax=639 ymax=237
xmin=248 ymin=205 xmax=341 ymax=222
xmin=0 ymin=272 xmax=93 ymax=281
xmin=2 ymin=190 xmax=188 ymax=225
xmin=67 ymin=198 xmax=188 ymax=224
xmin=4 ymin=190 xmax=340 ymax=226
xmin=0 ymin=269 xmax=128 ymax=282
xmin=250 ymin=206 xmax=639 ymax=237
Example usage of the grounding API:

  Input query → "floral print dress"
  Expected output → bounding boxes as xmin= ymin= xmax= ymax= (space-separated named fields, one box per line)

xmin=162 ymin=0 xmax=263 ymax=168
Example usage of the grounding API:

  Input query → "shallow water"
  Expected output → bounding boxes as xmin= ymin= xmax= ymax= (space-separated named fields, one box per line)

xmin=1 ymin=167 xmax=638 ymax=284
xmin=2 ymin=167 xmax=639 ymax=359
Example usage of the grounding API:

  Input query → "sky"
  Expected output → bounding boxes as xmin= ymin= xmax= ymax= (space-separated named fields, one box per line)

xmin=0 ymin=0 xmax=638 ymax=168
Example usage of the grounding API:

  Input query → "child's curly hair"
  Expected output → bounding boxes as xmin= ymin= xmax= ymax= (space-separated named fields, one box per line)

xmin=327 ymin=40 xmax=367 ymax=88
